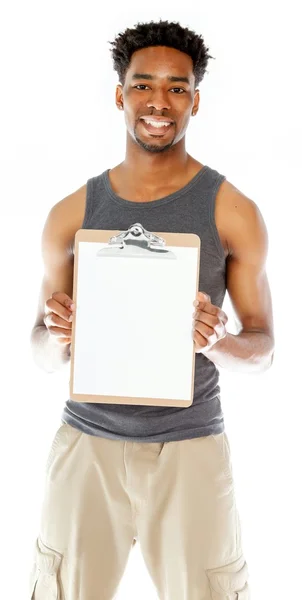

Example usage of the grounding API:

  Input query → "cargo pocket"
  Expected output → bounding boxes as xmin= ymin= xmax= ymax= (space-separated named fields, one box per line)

xmin=29 ymin=537 xmax=63 ymax=599
xmin=45 ymin=423 xmax=69 ymax=473
xmin=210 ymin=432 xmax=233 ymax=479
xmin=207 ymin=554 xmax=249 ymax=599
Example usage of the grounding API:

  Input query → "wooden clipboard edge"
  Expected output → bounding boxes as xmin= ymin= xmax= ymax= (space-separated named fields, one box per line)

xmin=69 ymin=228 xmax=201 ymax=407
xmin=74 ymin=228 xmax=200 ymax=248
xmin=69 ymin=394 xmax=193 ymax=407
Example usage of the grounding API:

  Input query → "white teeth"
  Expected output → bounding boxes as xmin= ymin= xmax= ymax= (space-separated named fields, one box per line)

xmin=144 ymin=120 xmax=171 ymax=127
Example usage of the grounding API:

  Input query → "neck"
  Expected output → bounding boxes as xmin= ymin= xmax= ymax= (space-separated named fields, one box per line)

xmin=122 ymin=134 xmax=191 ymax=185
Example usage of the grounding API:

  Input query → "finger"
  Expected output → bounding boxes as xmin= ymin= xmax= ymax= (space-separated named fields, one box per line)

xmin=220 ymin=313 xmax=228 ymax=325
xmin=193 ymin=312 xmax=227 ymax=333
xmin=195 ymin=314 xmax=227 ymax=338
xmin=194 ymin=321 xmax=214 ymax=340
xmin=48 ymin=326 xmax=73 ymax=338
xmin=193 ymin=311 xmax=218 ymax=329
xmin=193 ymin=330 xmax=209 ymax=348
xmin=198 ymin=291 xmax=211 ymax=303
xmin=44 ymin=313 xmax=73 ymax=330
xmin=195 ymin=291 xmax=211 ymax=302
xmin=45 ymin=298 xmax=74 ymax=322
xmin=195 ymin=301 xmax=218 ymax=315
xmin=56 ymin=336 xmax=72 ymax=345
xmin=193 ymin=292 xmax=211 ymax=307
xmin=194 ymin=306 xmax=225 ymax=325
xmin=52 ymin=292 xmax=75 ymax=310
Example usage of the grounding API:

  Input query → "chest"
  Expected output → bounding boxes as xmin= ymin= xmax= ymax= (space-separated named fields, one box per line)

xmin=69 ymin=186 xmax=229 ymax=259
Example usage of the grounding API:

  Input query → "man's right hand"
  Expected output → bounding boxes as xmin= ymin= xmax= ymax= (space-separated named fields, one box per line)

xmin=43 ymin=292 xmax=75 ymax=345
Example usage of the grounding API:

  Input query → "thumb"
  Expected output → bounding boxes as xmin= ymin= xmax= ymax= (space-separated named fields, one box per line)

xmin=193 ymin=291 xmax=211 ymax=307
xmin=195 ymin=291 xmax=211 ymax=305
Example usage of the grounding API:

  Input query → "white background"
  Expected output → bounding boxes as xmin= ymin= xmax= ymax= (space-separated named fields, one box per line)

xmin=1 ymin=1 xmax=301 ymax=599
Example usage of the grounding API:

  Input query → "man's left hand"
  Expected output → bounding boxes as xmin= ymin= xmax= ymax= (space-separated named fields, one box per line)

xmin=192 ymin=291 xmax=228 ymax=352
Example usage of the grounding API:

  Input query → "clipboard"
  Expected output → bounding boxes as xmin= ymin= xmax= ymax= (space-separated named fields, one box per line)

xmin=69 ymin=223 xmax=201 ymax=408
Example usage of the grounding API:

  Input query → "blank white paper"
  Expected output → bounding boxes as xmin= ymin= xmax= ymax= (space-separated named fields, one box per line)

xmin=73 ymin=241 xmax=198 ymax=401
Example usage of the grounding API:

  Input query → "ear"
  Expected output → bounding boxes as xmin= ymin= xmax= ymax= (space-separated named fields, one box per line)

xmin=116 ymin=84 xmax=124 ymax=111
xmin=191 ymin=88 xmax=200 ymax=116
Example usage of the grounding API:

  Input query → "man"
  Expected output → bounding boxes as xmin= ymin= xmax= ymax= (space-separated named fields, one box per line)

xmin=29 ymin=20 xmax=274 ymax=600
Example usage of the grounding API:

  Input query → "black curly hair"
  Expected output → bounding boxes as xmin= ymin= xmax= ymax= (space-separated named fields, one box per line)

xmin=109 ymin=20 xmax=214 ymax=87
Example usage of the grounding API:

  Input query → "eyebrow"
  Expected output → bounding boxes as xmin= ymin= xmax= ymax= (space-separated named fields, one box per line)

xmin=132 ymin=73 xmax=190 ymax=84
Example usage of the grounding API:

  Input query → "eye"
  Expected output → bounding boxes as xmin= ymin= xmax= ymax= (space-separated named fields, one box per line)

xmin=133 ymin=85 xmax=186 ymax=93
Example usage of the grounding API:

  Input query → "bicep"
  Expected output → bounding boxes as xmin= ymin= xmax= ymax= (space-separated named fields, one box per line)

xmin=225 ymin=197 xmax=274 ymax=338
xmin=32 ymin=204 xmax=74 ymax=329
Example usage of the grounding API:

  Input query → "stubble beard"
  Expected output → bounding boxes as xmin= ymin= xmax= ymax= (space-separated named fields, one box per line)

xmin=134 ymin=124 xmax=176 ymax=154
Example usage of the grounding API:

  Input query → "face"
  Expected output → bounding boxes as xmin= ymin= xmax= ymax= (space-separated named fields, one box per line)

xmin=116 ymin=46 xmax=200 ymax=154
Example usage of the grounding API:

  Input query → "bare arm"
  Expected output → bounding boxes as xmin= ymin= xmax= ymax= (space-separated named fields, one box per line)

xmin=30 ymin=189 xmax=84 ymax=372
xmin=194 ymin=185 xmax=275 ymax=372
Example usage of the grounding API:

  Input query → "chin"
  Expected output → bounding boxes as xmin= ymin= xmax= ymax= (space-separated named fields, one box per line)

xmin=134 ymin=134 xmax=175 ymax=154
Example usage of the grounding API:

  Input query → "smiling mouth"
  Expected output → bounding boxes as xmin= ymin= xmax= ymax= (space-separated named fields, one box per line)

xmin=139 ymin=118 xmax=174 ymax=136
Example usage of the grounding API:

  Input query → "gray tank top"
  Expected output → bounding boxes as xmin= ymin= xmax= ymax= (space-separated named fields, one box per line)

xmin=62 ymin=164 xmax=227 ymax=442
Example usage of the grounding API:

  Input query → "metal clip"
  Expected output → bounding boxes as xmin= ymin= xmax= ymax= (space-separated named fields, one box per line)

xmin=96 ymin=223 xmax=176 ymax=259
xmin=109 ymin=223 xmax=165 ymax=249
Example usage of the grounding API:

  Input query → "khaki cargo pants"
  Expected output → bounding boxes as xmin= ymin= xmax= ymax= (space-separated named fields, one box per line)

xmin=29 ymin=422 xmax=249 ymax=599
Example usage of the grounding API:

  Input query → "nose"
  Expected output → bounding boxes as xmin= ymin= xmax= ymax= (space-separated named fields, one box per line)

xmin=146 ymin=88 xmax=171 ymax=112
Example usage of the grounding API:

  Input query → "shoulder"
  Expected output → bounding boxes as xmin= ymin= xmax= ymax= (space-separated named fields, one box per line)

xmin=215 ymin=179 xmax=269 ymax=261
xmin=44 ymin=183 xmax=87 ymax=256
xmin=50 ymin=183 xmax=87 ymax=219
